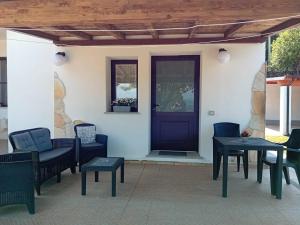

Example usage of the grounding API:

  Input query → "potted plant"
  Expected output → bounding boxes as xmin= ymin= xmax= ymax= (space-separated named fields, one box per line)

xmin=241 ymin=129 xmax=252 ymax=142
xmin=112 ymin=98 xmax=136 ymax=112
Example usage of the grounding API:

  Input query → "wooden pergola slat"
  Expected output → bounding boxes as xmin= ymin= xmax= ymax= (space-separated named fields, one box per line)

xmin=188 ymin=22 xmax=198 ymax=38
xmin=224 ymin=22 xmax=246 ymax=38
xmin=55 ymin=36 xmax=266 ymax=46
xmin=148 ymin=23 xmax=159 ymax=39
xmin=13 ymin=27 xmax=60 ymax=41
xmin=53 ymin=26 xmax=93 ymax=40
xmin=261 ymin=18 xmax=300 ymax=35
xmin=96 ymin=24 xmax=125 ymax=39
xmin=0 ymin=0 xmax=299 ymax=27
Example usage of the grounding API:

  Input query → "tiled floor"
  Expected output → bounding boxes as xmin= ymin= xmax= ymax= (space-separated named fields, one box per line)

xmin=1 ymin=163 xmax=300 ymax=225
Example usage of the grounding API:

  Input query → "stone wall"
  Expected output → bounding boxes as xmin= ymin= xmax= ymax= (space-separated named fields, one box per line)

xmin=54 ymin=72 xmax=73 ymax=137
xmin=245 ymin=63 xmax=266 ymax=161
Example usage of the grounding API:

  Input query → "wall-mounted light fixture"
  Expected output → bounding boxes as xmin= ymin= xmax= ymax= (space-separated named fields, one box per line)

xmin=217 ymin=48 xmax=230 ymax=64
xmin=54 ymin=52 xmax=68 ymax=66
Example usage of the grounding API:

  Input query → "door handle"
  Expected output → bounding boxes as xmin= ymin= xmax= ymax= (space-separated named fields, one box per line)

xmin=152 ymin=104 xmax=160 ymax=110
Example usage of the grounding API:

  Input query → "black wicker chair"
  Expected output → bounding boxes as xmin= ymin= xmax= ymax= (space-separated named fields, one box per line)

xmin=9 ymin=128 xmax=76 ymax=195
xmin=74 ymin=123 xmax=108 ymax=170
xmin=0 ymin=152 xmax=35 ymax=214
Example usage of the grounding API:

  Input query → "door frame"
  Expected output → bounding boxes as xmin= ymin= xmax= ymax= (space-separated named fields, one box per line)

xmin=150 ymin=55 xmax=200 ymax=152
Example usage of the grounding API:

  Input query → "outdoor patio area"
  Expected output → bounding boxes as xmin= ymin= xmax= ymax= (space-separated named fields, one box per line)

xmin=1 ymin=162 xmax=300 ymax=225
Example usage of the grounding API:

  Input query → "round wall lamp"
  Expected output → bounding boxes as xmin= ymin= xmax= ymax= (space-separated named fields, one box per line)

xmin=217 ymin=48 xmax=230 ymax=64
xmin=54 ymin=52 xmax=68 ymax=66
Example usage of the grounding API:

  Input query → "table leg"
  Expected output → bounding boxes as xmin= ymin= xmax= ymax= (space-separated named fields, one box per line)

xmin=213 ymin=140 xmax=218 ymax=180
xmin=270 ymin=165 xmax=276 ymax=196
xmin=222 ymin=150 xmax=228 ymax=198
xmin=112 ymin=170 xmax=116 ymax=197
xmin=121 ymin=163 xmax=124 ymax=183
xmin=81 ymin=172 xmax=86 ymax=196
xmin=275 ymin=149 xmax=283 ymax=199
xmin=95 ymin=171 xmax=99 ymax=182
xmin=243 ymin=150 xmax=249 ymax=179
xmin=257 ymin=151 xmax=263 ymax=183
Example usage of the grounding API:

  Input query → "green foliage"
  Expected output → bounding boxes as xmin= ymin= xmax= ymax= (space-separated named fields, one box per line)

xmin=270 ymin=29 xmax=300 ymax=74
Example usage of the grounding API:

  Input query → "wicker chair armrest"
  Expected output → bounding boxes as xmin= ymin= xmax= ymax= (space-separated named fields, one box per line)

xmin=75 ymin=137 xmax=81 ymax=147
xmin=0 ymin=151 xmax=37 ymax=162
xmin=0 ymin=159 xmax=32 ymax=166
xmin=95 ymin=134 xmax=108 ymax=146
xmin=52 ymin=138 xmax=75 ymax=149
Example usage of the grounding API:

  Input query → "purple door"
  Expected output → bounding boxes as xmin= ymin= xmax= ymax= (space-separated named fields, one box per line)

xmin=151 ymin=55 xmax=200 ymax=152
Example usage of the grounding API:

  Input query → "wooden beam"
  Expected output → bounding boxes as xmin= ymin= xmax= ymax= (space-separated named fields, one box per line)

xmin=261 ymin=18 xmax=300 ymax=35
xmin=148 ymin=23 xmax=159 ymax=39
xmin=188 ymin=22 xmax=198 ymax=38
xmin=0 ymin=0 xmax=299 ymax=27
xmin=224 ymin=22 xmax=246 ymax=38
xmin=53 ymin=26 xmax=93 ymax=40
xmin=55 ymin=36 xmax=266 ymax=46
xmin=96 ymin=24 xmax=125 ymax=39
xmin=12 ymin=27 xmax=60 ymax=41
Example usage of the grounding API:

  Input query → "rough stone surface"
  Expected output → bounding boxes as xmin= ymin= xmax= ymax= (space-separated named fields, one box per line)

xmin=246 ymin=64 xmax=266 ymax=161
xmin=54 ymin=72 xmax=73 ymax=138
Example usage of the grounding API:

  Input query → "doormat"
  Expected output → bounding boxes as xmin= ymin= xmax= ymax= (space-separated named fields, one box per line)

xmin=159 ymin=151 xmax=187 ymax=156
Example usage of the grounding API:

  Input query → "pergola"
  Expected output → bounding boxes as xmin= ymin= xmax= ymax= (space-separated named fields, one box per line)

xmin=267 ymin=75 xmax=300 ymax=86
xmin=0 ymin=0 xmax=299 ymax=46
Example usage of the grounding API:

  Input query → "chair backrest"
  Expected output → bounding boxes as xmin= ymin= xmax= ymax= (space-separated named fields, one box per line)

xmin=285 ymin=129 xmax=300 ymax=162
xmin=213 ymin=122 xmax=240 ymax=137
xmin=9 ymin=128 xmax=51 ymax=152
xmin=74 ymin=123 xmax=95 ymax=137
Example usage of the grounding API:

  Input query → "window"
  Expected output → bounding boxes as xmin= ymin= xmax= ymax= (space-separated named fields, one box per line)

xmin=111 ymin=60 xmax=138 ymax=112
xmin=0 ymin=58 xmax=7 ymax=107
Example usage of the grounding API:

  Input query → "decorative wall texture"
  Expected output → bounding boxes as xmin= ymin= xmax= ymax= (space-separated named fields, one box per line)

xmin=54 ymin=72 xmax=73 ymax=137
xmin=247 ymin=63 xmax=266 ymax=137
xmin=245 ymin=63 xmax=266 ymax=161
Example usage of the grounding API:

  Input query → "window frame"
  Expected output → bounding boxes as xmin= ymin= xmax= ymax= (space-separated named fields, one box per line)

xmin=111 ymin=60 xmax=138 ymax=112
xmin=0 ymin=57 xmax=7 ymax=107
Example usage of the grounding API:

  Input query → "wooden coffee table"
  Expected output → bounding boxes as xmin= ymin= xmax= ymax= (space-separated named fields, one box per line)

xmin=81 ymin=157 xmax=124 ymax=197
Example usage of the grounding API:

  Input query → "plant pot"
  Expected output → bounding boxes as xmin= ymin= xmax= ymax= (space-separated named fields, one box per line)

xmin=113 ymin=105 xmax=131 ymax=112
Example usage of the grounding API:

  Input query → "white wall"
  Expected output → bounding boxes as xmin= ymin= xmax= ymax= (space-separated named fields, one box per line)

xmin=292 ymin=87 xmax=300 ymax=121
xmin=54 ymin=43 xmax=265 ymax=161
xmin=7 ymin=31 xmax=54 ymax=150
xmin=266 ymin=85 xmax=300 ymax=121
xmin=266 ymin=85 xmax=280 ymax=121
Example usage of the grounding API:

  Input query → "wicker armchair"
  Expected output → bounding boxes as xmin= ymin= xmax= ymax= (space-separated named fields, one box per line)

xmin=74 ymin=123 xmax=108 ymax=170
xmin=0 ymin=152 xmax=35 ymax=214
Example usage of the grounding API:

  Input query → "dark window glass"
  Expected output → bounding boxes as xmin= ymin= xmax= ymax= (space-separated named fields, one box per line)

xmin=111 ymin=60 xmax=138 ymax=112
xmin=0 ymin=58 xmax=7 ymax=107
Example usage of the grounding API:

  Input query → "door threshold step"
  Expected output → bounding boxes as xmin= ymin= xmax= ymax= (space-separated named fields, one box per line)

xmin=158 ymin=151 xmax=187 ymax=156
xmin=148 ymin=150 xmax=201 ymax=159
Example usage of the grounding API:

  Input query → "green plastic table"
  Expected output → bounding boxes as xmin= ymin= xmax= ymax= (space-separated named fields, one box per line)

xmin=81 ymin=157 xmax=124 ymax=197
xmin=213 ymin=137 xmax=283 ymax=199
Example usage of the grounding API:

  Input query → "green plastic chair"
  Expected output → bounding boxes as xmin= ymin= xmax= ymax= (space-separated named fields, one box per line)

xmin=259 ymin=129 xmax=300 ymax=194
xmin=0 ymin=152 xmax=36 ymax=214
